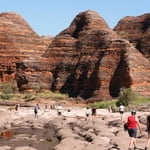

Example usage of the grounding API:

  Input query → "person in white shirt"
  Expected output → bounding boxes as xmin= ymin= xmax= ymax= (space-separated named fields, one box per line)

xmin=57 ymin=104 xmax=62 ymax=116
xmin=119 ymin=104 xmax=124 ymax=120
xmin=119 ymin=104 xmax=124 ymax=114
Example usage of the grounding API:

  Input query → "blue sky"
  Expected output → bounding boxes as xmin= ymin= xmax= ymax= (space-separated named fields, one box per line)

xmin=0 ymin=0 xmax=149 ymax=36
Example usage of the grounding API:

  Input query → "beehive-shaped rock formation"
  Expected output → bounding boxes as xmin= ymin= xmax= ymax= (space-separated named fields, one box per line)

xmin=0 ymin=12 xmax=49 ymax=82
xmin=41 ymin=10 xmax=150 ymax=99
xmin=2 ymin=10 xmax=149 ymax=100
xmin=114 ymin=13 xmax=150 ymax=61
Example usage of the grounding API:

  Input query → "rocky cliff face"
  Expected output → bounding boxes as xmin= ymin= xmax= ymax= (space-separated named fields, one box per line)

xmin=114 ymin=13 xmax=150 ymax=61
xmin=16 ymin=57 xmax=52 ymax=91
xmin=0 ymin=12 xmax=49 ymax=82
xmin=1 ymin=11 xmax=150 ymax=100
xmin=123 ymin=42 xmax=150 ymax=97
xmin=41 ymin=10 xmax=150 ymax=99
xmin=42 ymin=10 xmax=121 ymax=99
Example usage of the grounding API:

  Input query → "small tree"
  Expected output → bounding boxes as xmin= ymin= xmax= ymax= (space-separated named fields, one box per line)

xmin=117 ymin=88 xmax=136 ymax=106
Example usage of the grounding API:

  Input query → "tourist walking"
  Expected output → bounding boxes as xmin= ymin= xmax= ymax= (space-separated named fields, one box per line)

xmin=85 ymin=107 xmax=90 ymax=121
xmin=15 ymin=103 xmax=20 ymax=111
xmin=91 ymin=107 xmax=96 ymax=123
xmin=34 ymin=104 xmax=40 ymax=118
xmin=125 ymin=110 xmax=142 ymax=150
xmin=85 ymin=107 xmax=90 ymax=117
xmin=119 ymin=103 xmax=124 ymax=114
xmin=119 ymin=103 xmax=124 ymax=120
xmin=145 ymin=115 xmax=150 ymax=150
xmin=57 ymin=104 xmax=62 ymax=116
xmin=108 ymin=105 xmax=112 ymax=113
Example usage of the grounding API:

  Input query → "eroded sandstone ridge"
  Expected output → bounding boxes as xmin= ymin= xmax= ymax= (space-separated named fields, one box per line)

xmin=42 ymin=10 xmax=123 ymax=99
xmin=0 ymin=12 xmax=50 ymax=82
xmin=42 ymin=10 xmax=149 ymax=99
xmin=0 ymin=10 xmax=150 ymax=100
xmin=114 ymin=13 xmax=150 ymax=61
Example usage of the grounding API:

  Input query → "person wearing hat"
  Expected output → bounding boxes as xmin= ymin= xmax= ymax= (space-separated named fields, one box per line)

xmin=124 ymin=110 xmax=142 ymax=150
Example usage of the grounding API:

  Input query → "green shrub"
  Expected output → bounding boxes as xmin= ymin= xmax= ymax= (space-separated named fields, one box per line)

xmin=0 ymin=93 xmax=21 ymax=100
xmin=0 ymin=81 xmax=18 ymax=94
xmin=24 ymin=94 xmax=36 ymax=102
xmin=127 ymin=96 xmax=150 ymax=107
xmin=117 ymin=88 xmax=136 ymax=106
xmin=0 ymin=81 xmax=18 ymax=100
xmin=88 ymin=100 xmax=117 ymax=109
xmin=0 ymin=94 xmax=10 ymax=100
xmin=31 ymin=85 xmax=42 ymax=93
xmin=37 ymin=91 xmax=68 ymax=100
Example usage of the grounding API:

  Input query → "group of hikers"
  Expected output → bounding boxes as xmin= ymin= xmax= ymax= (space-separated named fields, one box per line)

xmin=86 ymin=104 xmax=150 ymax=150
xmin=85 ymin=106 xmax=97 ymax=123
xmin=119 ymin=104 xmax=150 ymax=150
xmin=34 ymin=103 xmax=150 ymax=150
xmin=33 ymin=103 xmax=63 ymax=118
xmin=15 ymin=103 xmax=150 ymax=150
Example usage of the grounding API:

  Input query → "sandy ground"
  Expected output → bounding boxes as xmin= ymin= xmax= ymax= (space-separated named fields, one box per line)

xmin=0 ymin=104 xmax=149 ymax=150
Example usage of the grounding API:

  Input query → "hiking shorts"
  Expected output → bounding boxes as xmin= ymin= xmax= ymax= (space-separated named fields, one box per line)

xmin=128 ymin=128 xmax=137 ymax=138
xmin=34 ymin=110 xmax=37 ymax=114
xmin=119 ymin=111 xmax=124 ymax=114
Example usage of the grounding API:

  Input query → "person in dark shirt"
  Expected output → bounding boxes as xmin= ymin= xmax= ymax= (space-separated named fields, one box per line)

xmin=145 ymin=115 xmax=150 ymax=150
xmin=91 ymin=107 xmax=96 ymax=123
xmin=34 ymin=104 xmax=40 ymax=118
xmin=15 ymin=104 xmax=19 ymax=111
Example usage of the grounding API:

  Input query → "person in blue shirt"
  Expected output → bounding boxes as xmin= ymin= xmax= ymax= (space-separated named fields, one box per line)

xmin=34 ymin=104 xmax=40 ymax=118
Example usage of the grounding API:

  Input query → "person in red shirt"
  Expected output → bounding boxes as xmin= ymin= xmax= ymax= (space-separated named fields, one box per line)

xmin=125 ymin=110 xmax=142 ymax=150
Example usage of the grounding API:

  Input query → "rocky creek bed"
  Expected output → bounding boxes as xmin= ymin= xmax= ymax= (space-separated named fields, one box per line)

xmin=0 ymin=105 xmax=149 ymax=150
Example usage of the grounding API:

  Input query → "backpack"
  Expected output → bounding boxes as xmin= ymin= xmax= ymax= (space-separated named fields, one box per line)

xmin=124 ymin=122 xmax=128 ymax=131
